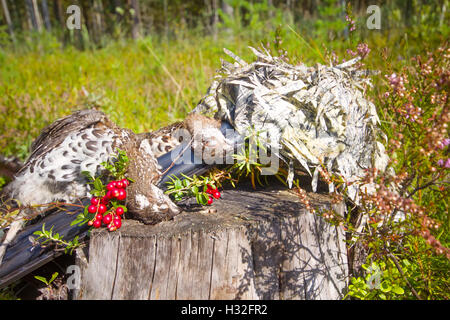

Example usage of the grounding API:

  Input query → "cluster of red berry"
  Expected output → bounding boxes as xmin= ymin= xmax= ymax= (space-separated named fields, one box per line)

xmin=87 ymin=178 xmax=130 ymax=231
xmin=206 ymin=185 xmax=221 ymax=205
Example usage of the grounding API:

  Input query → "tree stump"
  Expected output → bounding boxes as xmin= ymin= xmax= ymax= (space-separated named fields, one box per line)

xmin=76 ymin=184 xmax=348 ymax=300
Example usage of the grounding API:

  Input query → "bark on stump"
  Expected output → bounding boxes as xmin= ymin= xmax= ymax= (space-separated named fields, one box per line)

xmin=76 ymin=186 xmax=348 ymax=300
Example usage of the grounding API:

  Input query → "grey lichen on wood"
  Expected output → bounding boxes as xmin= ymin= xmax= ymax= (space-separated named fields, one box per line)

xmin=77 ymin=184 xmax=348 ymax=300
xmin=193 ymin=47 xmax=389 ymax=202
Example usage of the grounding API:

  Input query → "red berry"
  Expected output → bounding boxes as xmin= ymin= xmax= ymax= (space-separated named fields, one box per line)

xmin=116 ymin=207 xmax=124 ymax=216
xmin=207 ymin=196 xmax=213 ymax=205
xmin=115 ymin=181 xmax=124 ymax=189
xmin=98 ymin=204 xmax=107 ymax=214
xmin=90 ymin=197 xmax=100 ymax=206
xmin=108 ymin=225 xmax=117 ymax=232
xmin=111 ymin=188 xmax=120 ymax=199
xmin=103 ymin=214 xmax=113 ymax=225
xmin=101 ymin=195 xmax=109 ymax=204
xmin=93 ymin=219 xmax=102 ymax=228
xmin=106 ymin=182 xmax=116 ymax=191
xmin=95 ymin=213 xmax=103 ymax=221
xmin=121 ymin=179 xmax=129 ymax=187
xmin=113 ymin=217 xmax=122 ymax=229
xmin=206 ymin=185 xmax=215 ymax=194
xmin=88 ymin=205 xmax=97 ymax=214
xmin=117 ymin=189 xmax=126 ymax=201
xmin=88 ymin=220 xmax=94 ymax=226
xmin=212 ymin=191 xmax=221 ymax=199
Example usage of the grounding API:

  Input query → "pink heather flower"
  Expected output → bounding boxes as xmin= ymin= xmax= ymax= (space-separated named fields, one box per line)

xmin=437 ymin=139 xmax=450 ymax=150
xmin=437 ymin=159 xmax=444 ymax=167
xmin=445 ymin=158 xmax=450 ymax=169
xmin=357 ymin=43 xmax=371 ymax=59
xmin=350 ymin=26 xmax=356 ymax=32
xmin=387 ymin=73 xmax=400 ymax=85
xmin=347 ymin=49 xmax=357 ymax=57
xmin=383 ymin=92 xmax=390 ymax=98
xmin=386 ymin=73 xmax=407 ymax=94
xmin=443 ymin=138 xmax=450 ymax=147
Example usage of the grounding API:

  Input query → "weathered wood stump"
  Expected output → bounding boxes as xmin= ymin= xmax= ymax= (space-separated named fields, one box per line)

xmin=76 ymin=184 xmax=348 ymax=300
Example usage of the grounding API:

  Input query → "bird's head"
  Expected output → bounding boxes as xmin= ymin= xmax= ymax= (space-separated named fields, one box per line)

xmin=184 ymin=113 xmax=234 ymax=164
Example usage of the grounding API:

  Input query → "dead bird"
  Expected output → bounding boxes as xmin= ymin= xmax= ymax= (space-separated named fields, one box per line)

xmin=0 ymin=109 xmax=233 ymax=265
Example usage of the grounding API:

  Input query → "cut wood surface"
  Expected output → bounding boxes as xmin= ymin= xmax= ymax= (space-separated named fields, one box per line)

xmin=77 ymin=184 xmax=348 ymax=300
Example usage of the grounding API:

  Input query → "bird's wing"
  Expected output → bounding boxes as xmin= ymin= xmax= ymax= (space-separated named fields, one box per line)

xmin=139 ymin=121 xmax=184 ymax=158
xmin=24 ymin=109 xmax=109 ymax=169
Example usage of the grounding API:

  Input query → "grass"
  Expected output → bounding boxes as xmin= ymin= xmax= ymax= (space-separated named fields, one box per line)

xmin=0 ymin=25 xmax=446 ymax=160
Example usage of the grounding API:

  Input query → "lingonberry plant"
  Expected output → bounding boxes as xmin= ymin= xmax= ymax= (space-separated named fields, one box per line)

xmin=33 ymin=223 xmax=81 ymax=254
xmin=71 ymin=149 xmax=131 ymax=232
xmin=165 ymin=172 xmax=226 ymax=206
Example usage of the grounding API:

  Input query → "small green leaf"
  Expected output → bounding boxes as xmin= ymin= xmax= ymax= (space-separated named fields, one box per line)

xmin=195 ymin=193 xmax=201 ymax=204
xmin=70 ymin=217 xmax=80 ymax=226
xmin=93 ymin=178 xmax=103 ymax=191
xmin=391 ymin=285 xmax=404 ymax=295
xmin=34 ymin=276 xmax=48 ymax=285
xmin=197 ymin=193 xmax=208 ymax=205
xmin=81 ymin=171 xmax=94 ymax=181
xmin=380 ymin=280 xmax=391 ymax=293
xmin=49 ymin=272 xmax=59 ymax=284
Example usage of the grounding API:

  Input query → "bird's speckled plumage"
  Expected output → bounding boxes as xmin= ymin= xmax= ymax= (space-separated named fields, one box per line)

xmin=0 ymin=109 xmax=231 ymax=265
xmin=2 ymin=109 xmax=171 ymax=214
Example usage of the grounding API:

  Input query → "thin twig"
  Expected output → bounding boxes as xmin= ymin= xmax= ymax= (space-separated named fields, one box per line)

xmin=387 ymin=251 xmax=422 ymax=300
xmin=406 ymin=175 xmax=440 ymax=198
